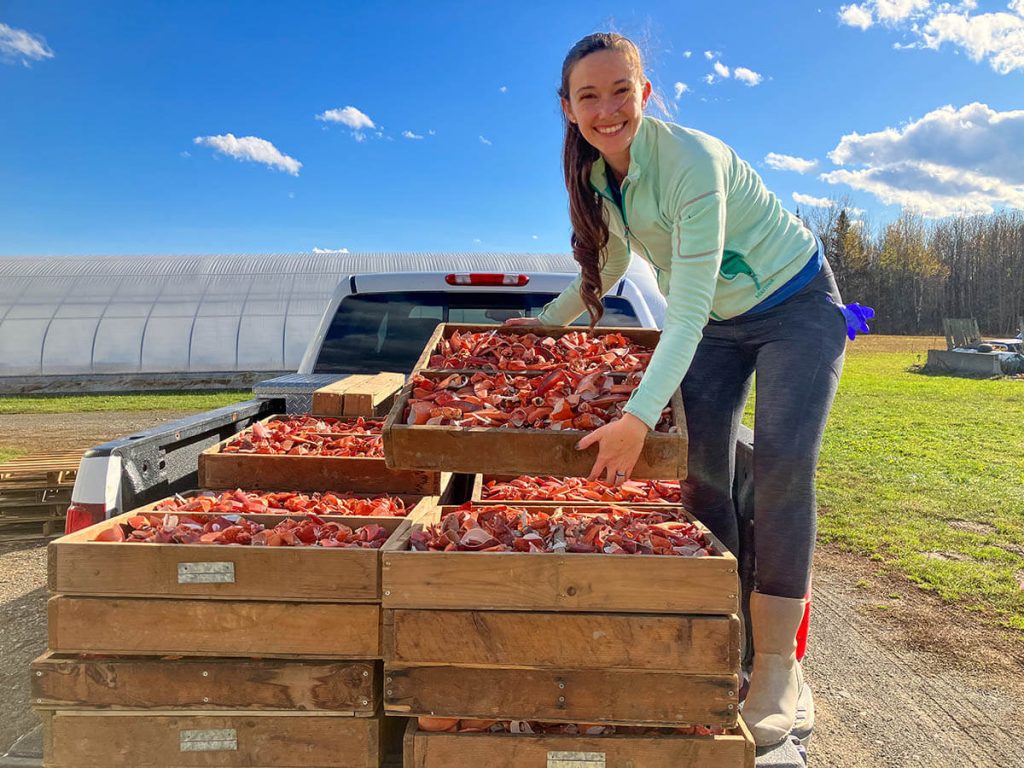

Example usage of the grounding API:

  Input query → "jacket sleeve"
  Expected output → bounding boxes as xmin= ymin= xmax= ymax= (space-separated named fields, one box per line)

xmin=623 ymin=151 xmax=727 ymax=429
xmin=535 ymin=229 xmax=631 ymax=326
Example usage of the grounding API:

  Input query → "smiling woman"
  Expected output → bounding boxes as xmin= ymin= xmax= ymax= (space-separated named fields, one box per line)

xmin=514 ymin=31 xmax=860 ymax=749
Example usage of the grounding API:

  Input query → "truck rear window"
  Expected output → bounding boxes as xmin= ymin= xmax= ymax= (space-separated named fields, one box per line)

xmin=314 ymin=292 xmax=641 ymax=374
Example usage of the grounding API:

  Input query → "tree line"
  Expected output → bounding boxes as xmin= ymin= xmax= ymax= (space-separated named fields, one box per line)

xmin=802 ymin=204 xmax=1024 ymax=337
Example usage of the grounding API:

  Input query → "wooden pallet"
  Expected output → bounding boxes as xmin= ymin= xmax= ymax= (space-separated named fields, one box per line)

xmin=312 ymin=373 xmax=405 ymax=417
xmin=38 ymin=709 xmax=399 ymax=768
xmin=402 ymin=720 xmax=755 ymax=768
xmin=0 ymin=450 xmax=83 ymax=483
xmin=380 ymin=505 xmax=740 ymax=728
xmin=199 ymin=416 xmax=447 ymax=495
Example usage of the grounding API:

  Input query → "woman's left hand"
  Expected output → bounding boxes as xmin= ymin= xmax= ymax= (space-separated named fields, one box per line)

xmin=576 ymin=413 xmax=649 ymax=485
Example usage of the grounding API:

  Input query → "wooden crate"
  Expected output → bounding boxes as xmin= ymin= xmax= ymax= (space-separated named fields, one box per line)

xmin=382 ymin=376 xmax=687 ymax=479
xmin=313 ymin=373 xmax=406 ymax=417
xmin=380 ymin=506 xmax=740 ymax=727
xmin=38 ymin=709 xmax=395 ymax=768
xmin=199 ymin=418 xmax=446 ymax=495
xmin=411 ymin=323 xmax=662 ymax=374
xmin=402 ymin=719 xmax=755 ymax=768
xmin=31 ymin=652 xmax=380 ymax=714
xmin=49 ymin=508 xmax=418 ymax=602
xmin=470 ymin=474 xmax=683 ymax=507
xmin=380 ymin=506 xmax=737 ymax=614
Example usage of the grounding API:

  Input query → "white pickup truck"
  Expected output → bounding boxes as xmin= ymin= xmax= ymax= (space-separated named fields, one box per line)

xmin=62 ymin=254 xmax=808 ymax=766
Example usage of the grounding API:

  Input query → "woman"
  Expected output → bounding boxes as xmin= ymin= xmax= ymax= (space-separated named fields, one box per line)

xmin=508 ymin=32 xmax=855 ymax=747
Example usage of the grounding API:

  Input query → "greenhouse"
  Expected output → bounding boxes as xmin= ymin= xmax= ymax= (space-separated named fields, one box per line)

xmin=0 ymin=252 xmax=578 ymax=379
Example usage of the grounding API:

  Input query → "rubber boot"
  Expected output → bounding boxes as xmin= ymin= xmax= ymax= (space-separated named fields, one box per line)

xmin=743 ymin=591 xmax=806 ymax=747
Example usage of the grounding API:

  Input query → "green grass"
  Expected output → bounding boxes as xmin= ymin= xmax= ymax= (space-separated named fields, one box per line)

xmin=0 ymin=448 xmax=27 ymax=464
xmin=750 ymin=336 xmax=1024 ymax=631
xmin=0 ymin=391 xmax=250 ymax=415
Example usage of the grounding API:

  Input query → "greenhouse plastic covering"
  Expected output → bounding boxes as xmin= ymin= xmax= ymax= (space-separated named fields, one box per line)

xmin=0 ymin=252 xmax=578 ymax=377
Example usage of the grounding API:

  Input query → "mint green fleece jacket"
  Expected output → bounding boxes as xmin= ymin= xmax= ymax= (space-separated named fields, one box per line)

xmin=537 ymin=116 xmax=817 ymax=429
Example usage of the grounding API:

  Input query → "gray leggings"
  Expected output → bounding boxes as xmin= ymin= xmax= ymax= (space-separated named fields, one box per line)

xmin=681 ymin=261 xmax=847 ymax=598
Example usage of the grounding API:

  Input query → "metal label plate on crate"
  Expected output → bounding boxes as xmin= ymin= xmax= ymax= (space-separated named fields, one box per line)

xmin=177 ymin=562 xmax=235 ymax=584
xmin=179 ymin=728 xmax=238 ymax=752
xmin=547 ymin=752 xmax=606 ymax=768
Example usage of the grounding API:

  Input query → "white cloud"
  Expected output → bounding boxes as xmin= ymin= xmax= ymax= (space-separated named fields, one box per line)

xmin=316 ymin=106 xmax=376 ymax=133
xmin=402 ymin=130 xmax=424 ymax=140
xmin=704 ymin=50 xmax=719 ymax=59
xmin=839 ymin=4 xmax=875 ymax=28
xmin=822 ymin=102 xmax=1024 ymax=216
xmin=674 ymin=81 xmax=690 ymax=99
xmin=531 ymin=234 xmax=539 ymax=239
xmin=713 ymin=60 xmax=730 ymax=77
xmin=479 ymin=135 xmax=492 ymax=146
xmin=0 ymin=22 xmax=54 ymax=64
xmin=499 ymin=85 xmax=508 ymax=93
xmin=313 ymin=247 xmax=350 ymax=254
xmin=703 ymin=74 xmax=716 ymax=84
xmin=765 ymin=153 xmax=819 ymax=173
xmin=733 ymin=66 xmax=763 ymax=85
xmin=683 ymin=50 xmax=693 ymax=58
xmin=793 ymin=192 xmax=835 ymax=208
xmin=840 ymin=1 xmax=1024 ymax=73
xmin=473 ymin=238 xmax=482 ymax=244
xmin=193 ymin=134 xmax=302 ymax=176
xmin=922 ymin=8 xmax=1024 ymax=74
xmin=874 ymin=0 xmax=931 ymax=23
xmin=179 ymin=150 xmax=191 ymax=159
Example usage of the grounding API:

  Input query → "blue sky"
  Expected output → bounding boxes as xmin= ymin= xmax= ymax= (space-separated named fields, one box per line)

xmin=1 ymin=0 xmax=1022 ymax=255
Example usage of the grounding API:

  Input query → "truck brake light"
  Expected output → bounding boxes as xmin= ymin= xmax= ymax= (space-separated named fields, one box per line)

xmin=445 ymin=273 xmax=529 ymax=287
xmin=64 ymin=502 xmax=108 ymax=534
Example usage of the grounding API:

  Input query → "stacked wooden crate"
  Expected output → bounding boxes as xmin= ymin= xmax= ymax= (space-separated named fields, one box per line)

xmin=33 ymin=505 xmax=422 ymax=766
xmin=380 ymin=325 xmax=754 ymax=767
xmin=31 ymin=378 xmax=426 ymax=767
xmin=0 ymin=450 xmax=83 ymax=539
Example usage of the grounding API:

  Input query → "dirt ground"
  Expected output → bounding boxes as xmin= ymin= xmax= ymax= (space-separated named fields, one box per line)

xmin=1 ymin=410 xmax=1022 ymax=765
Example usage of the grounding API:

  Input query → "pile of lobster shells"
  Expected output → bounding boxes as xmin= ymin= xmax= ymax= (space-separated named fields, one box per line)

xmin=223 ymin=416 xmax=384 ymax=457
xmin=405 ymin=371 xmax=672 ymax=431
xmin=416 ymin=717 xmax=724 ymax=736
xmin=481 ymin=475 xmax=682 ymax=504
xmin=409 ymin=502 xmax=712 ymax=556
xmin=427 ymin=329 xmax=653 ymax=374
xmin=153 ymin=489 xmax=406 ymax=517
xmin=92 ymin=512 xmax=390 ymax=548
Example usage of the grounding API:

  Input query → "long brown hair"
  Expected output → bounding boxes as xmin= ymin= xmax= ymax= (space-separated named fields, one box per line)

xmin=559 ymin=33 xmax=645 ymax=326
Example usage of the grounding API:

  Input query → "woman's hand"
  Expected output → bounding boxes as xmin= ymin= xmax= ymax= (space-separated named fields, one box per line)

xmin=503 ymin=316 xmax=543 ymax=327
xmin=576 ymin=412 xmax=649 ymax=485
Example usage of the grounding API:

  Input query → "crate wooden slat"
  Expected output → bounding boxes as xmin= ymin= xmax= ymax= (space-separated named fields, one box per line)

xmin=31 ymin=652 xmax=379 ymax=714
xmin=410 ymin=323 xmax=662 ymax=374
xmin=384 ymin=610 xmax=738 ymax=672
xmin=387 ymin=665 xmax=737 ymax=727
xmin=48 ymin=595 xmax=382 ymax=658
xmin=383 ymin=386 xmax=687 ymax=480
xmin=49 ymin=508 xmax=417 ymax=602
xmin=380 ymin=507 xmax=738 ymax=615
xmin=402 ymin=719 xmax=755 ymax=768
xmin=199 ymin=419 xmax=446 ymax=495
xmin=312 ymin=373 xmax=405 ymax=417
xmin=39 ymin=710 xmax=388 ymax=768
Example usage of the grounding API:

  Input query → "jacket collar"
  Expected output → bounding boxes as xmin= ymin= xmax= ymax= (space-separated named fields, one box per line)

xmin=588 ymin=116 xmax=655 ymax=194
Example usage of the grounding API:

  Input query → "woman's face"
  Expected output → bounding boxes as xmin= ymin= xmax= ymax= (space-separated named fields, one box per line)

xmin=562 ymin=49 xmax=651 ymax=165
